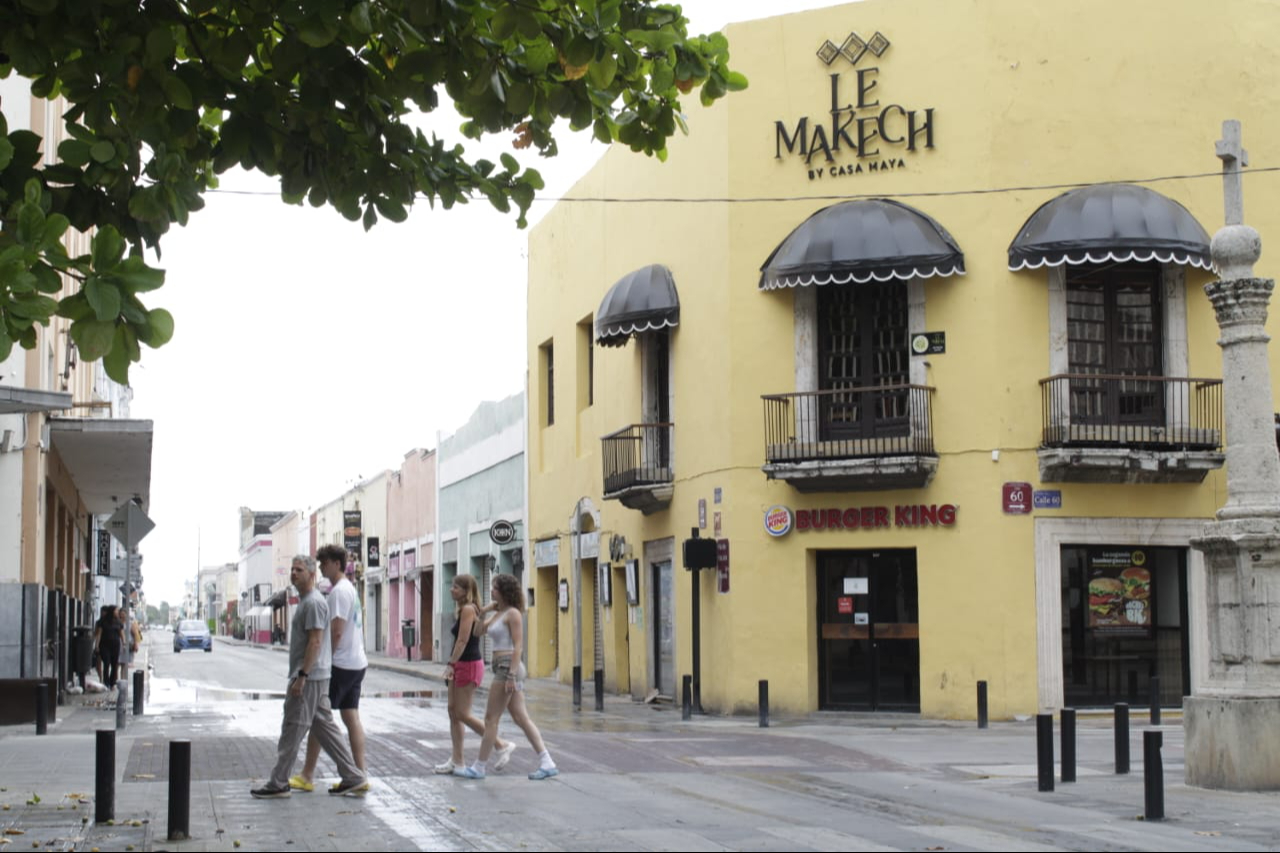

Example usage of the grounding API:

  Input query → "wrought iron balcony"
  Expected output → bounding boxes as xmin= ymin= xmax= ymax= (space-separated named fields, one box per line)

xmin=1038 ymin=374 xmax=1224 ymax=483
xmin=761 ymin=385 xmax=937 ymax=492
xmin=601 ymin=423 xmax=673 ymax=514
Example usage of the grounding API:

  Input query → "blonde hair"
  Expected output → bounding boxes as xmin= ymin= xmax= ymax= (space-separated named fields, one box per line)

xmin=452 ymin=573 xmax=481 ymax=613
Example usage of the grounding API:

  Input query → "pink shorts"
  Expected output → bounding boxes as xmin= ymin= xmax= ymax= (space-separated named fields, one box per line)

xmin=452 ymin=659 xmax=484 ymax=687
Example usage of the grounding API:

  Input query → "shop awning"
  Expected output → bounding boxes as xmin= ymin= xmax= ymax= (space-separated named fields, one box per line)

xmin=266 ymin=589 xmax=289 ymax=608
xmin=759 ymin=199 xmax=965 ymax=291
xmin=1007 ymin=183 xmax=1212 ymax=271
xmin=595 ymin=264 xmax=680 ymax=347
xmin=0 ymin=385 xmax=71 ymax=414
xmin=47 ymin=418 xmax=153 ymax=513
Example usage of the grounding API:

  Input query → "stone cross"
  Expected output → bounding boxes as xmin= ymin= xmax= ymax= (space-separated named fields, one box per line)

xmin=1216 ymin=119 xmax=1249 ymax=226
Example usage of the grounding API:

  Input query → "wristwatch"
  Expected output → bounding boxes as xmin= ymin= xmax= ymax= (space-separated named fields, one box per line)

xmin=296 ymin=670 xmax=308 ymax=679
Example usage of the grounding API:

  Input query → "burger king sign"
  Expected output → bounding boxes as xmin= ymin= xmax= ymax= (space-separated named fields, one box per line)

xmin=764 ymin=505 xmax=793 ymax=537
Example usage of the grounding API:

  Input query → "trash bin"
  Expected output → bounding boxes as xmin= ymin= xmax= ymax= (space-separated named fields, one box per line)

xmin=71 ymin=626 xmax=93 ymax=677
xmin=401 ymin=620 xmax=416 ymax=662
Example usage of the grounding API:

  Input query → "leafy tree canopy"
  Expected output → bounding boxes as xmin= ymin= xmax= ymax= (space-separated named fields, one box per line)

xmin=0 ymin=0 xmax=745 ymax=382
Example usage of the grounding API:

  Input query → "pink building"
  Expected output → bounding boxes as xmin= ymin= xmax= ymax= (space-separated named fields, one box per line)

xmin=383 ymin=449 xmax=436 ymax=659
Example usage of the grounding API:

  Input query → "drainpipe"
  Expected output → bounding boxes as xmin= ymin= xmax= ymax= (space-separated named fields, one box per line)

xmin=572 ymin=497 xmax=583 ymax=682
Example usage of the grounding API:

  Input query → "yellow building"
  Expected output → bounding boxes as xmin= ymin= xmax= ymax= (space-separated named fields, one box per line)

xmin=525 ymin=0 xmax=1280 ymax=719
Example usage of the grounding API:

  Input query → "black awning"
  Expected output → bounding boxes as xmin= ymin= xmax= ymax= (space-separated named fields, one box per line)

xmin=759 ymin=199 xmax=965 ymax=291
xmin=1008 ymin=183 xmax=1212 ymax=271
xmin=595 ymin=264 xmax=680 ymax=347
xmin=267 ymin=589 xmax=288 ymax=608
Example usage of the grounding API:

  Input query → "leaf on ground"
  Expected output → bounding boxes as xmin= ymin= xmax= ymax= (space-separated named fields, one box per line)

xmin=3 ymin=829 xmax=23 ymax=835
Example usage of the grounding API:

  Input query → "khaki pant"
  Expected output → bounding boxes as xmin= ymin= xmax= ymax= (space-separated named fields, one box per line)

xmin=268 ymin=678 xmax=364 ymax=789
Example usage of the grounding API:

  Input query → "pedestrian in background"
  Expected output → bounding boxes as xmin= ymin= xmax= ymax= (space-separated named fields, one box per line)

xmin=250 ymin=555 xmax=366 ymax=799
xmin=93 ymin=605 xmax=124 ymax=688
xmin=291 ymin=545 xmax=371 ymax=793
xmin=434 ymin=574 xmax=515 ymax=776
xmin=456 ymin=573 xmax=558 ymax=780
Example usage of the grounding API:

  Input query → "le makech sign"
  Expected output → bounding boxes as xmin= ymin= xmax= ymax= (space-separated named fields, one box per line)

xmin=796 ymin=504 xmax=957 ymax=531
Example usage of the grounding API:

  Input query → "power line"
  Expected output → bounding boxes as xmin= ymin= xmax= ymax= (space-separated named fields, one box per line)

xmin=204 ymin=164 xmax=1279 ymax=205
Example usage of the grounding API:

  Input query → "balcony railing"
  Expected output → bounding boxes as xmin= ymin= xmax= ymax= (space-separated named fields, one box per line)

xmin=602 ymin=423 xmax=674 ymax=496
xmin=762 ymin=385 xmax=936 ymax=463
xmin=1039 ymin=374 xmax=1223 ymax=449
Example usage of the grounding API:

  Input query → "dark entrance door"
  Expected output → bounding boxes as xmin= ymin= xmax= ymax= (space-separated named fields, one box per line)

xmin=818 ymin=549 xmax=919 ymax=711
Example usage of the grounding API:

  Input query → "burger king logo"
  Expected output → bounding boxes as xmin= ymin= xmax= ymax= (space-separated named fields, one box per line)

xmin=764 ymin=505 xmax=793 ymax=537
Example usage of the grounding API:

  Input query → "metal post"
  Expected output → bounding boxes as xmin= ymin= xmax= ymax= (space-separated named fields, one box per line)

xmin=95 ymin=730 xmax=114 ymax=824
xmin=572 ymin=665 xmax=582 ymax=710
xmin=167 ymin=740 xmax=191 ymax=841
xmin=1148 ymin=675 xmax=1161 ymax=726
xmin=115 ymin=681 xmax=127 ymax=730
xmin=594 ymin=668 xmax=604 ymax=712
xmin=681 ymin=674 xmax=692 ymax=721
xmin=690 ymin=529 xmax=703 ymax=714
xmin=1127 ymin=670 xmax=1138 ymax=703
xmin=1061 ymin=708 xmax=1076 ymax=783
xmin=1036 ymin=713 xmax=1054 ymax=792
xmin=1143 ymin=730 xmax=1164 ymax=821
xmin=1114 ymin=703 xmax=1130 ymax=774
xmin=976 ymin=681 xmax=988 ymax=729
xmin=35 ymin=682 xmax=48 ymax=735
xmin=758 ymin=680 xmax=769 ymax=728
xmin=132 ymin=669 xmax=144 ymax=716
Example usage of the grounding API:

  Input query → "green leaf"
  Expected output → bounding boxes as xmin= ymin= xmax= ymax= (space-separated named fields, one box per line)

xmin=349 ymin=2 xmax=373 ymax=35
xmin=7 ymin=294 xmax=58 ymax=321
xmin=565 ymin=34 xmax=595 ymax=67
xmin=146 ymin=26 xmax=176 ymax=64
xmin=723 ymin=70 xmax=749 ymax=92
xmin=111 ymin=256 xmax=165 ymax=292
xmin=0 ymin=330 xmax=12 ymax=365
xmin=593 ymin=117 xmax=613 ymax=144
xmin=651 ymin=60 xmax=674 ymax=93
xmin=102 ymin=334 xmax=130 ymax=385
xmin=16 ymin=204 xmax=46 ymax=245
xmin=55 ymin=294 xmax=93 ymax=322
xmin=85 ymin=279 xmax=122 ymax=322
xmin=588 ymin=55 xmax=617 ymax=89
xmin=70 ymin=319 xmax=116 ymax=361
xmin=31 ymin=264 xmax=63 ymax=294
xmin=90 ymin=141 xmax=116 ymax=163
xmin=146 ymin=308 xmax=175 ymax=347
xmin=298 ymin=20 xmax=339 ymax=47
xmin=90 ymin=228 xmax=127 ymax=271
xmin=0 ymin=137 xmax=14 ymax=171
xmin=491 ymin=5 xmax=519 ymax=40
xmin=515 ymin=9 xmax=542 ymax=40
xmin=161 ymin=74 xmax=194 ymax=110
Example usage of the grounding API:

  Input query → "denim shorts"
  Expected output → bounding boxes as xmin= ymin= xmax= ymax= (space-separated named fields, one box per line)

xmin=491 ymin=657 xmax=525 ymax=690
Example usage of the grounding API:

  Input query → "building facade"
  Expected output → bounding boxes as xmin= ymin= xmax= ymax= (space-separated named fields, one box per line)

xmin=0 ymin=78 xmax=154 ymax=702
xmin=385 ymin=449 xmax=436 ymax=660
xmin=525 ymin=0 xmax=1280 ymax=718
xmin=435 ymin=394 xmax=526 ymax=663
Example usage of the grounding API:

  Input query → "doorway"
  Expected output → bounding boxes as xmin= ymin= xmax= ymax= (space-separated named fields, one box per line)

xmin=818 ymin=549 xmax=919 ymax=711
xmin=651 ymin=560 xmax=675 ymax=697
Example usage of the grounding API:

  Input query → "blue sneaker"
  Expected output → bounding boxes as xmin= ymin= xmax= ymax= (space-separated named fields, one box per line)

xmin=528 ymin=767 xmax=559 ymax=780
xmin=455 ymin=766 xmax=486 ymax=780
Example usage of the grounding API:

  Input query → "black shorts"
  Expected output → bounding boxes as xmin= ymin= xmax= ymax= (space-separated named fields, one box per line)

xmin=329 ymin=665 xmax=366 ymax=710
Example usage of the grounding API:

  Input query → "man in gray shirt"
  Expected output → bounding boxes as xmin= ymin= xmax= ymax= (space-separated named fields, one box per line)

xmin=251 ymin=555 xmax=367 ymax=798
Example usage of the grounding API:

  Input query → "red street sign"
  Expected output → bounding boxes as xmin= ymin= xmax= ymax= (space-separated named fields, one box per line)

xmin=838 ymin=596 xmax=854 ymax=614
xmin=1003 ymin=482 xmax=1033 ymax=514
xmin=716 ymin=539 xmax=730 ymax=593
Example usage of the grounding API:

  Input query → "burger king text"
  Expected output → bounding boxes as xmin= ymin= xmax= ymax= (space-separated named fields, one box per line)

xmin=795 ymin=504 xmax=957 ymax=531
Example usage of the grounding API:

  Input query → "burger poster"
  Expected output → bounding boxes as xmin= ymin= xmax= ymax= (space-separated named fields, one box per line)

xmin=1087 ymin=549 xmax=1152 ymax=634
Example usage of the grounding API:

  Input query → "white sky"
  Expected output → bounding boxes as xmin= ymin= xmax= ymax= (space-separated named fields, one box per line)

xmin=132 ymin=0 xmax=851 ymax=606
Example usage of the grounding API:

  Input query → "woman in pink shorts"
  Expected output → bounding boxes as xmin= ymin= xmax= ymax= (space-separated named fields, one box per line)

xmin=434 ymin=575 xmax=515 ymax=775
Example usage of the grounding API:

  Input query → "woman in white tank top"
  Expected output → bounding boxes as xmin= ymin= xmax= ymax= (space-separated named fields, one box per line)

xmin=454 ymin=573 xmax=559 ymax=780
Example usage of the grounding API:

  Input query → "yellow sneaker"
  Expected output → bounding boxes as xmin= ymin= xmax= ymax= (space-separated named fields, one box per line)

xmin=288 ymin=775 xmax=314 ymax=792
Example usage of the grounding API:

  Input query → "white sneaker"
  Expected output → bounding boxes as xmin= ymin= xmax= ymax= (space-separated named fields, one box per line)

xmin=433 ymin=759 xmax=456 ymax=775
xmin=493 ymin=742 xmax=517 ymax=772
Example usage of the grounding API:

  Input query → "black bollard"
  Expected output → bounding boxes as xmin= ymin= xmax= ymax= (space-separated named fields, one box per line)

xmin=1114 ymin=703 xmax=1130 ymax=774
xmin=167 ymin=740 xmax=191 ymax=841
xmin=976 ymin=681 xmax=988 ymax=729
xmin=594 ymin=669 xmax=604 ymax=712
xmin=572 ymin=665 xmax=582 ymax=710
xmin=35 ymin=682 xmax=48 ymax=736
xmin=1143 ymin=730 xmax=1164 ymax=821
xmin=682 ymin=674 xmax=692 ymax=721
xmin=133 ymin=669 xmax=144 ymax=717
xmin=1148 ymin=676 xmax=1161 ymax=726
xmin=1036 ymin=713 xmax=1054 ymax=792
xmin=1127 ymin=670 xmax=1138 ymax=703
xmin=758 ymin=680 xmax=769 ymax=728
xmin=95 ymin=730 xmax=115 ymax=824
xmin=1061 ymin=708 xmax=1076 ymax=783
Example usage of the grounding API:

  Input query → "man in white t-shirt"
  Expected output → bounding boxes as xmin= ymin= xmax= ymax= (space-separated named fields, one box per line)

xmin=291 ymin=544 xmax=370 ymax=793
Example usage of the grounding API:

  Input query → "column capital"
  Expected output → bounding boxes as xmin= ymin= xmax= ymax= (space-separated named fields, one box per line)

xmin=1204 ymin=277 xmax=1274 ymax=329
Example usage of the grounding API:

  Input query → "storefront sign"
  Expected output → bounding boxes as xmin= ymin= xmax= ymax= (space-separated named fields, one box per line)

xmin=764 ymin=505 xmax=794 ymax=537
xmin=911 ymin=331 xmax=945 ymax=354
xmin=388 ymin=553 xmax=400 ymax=580
xmin=1087 ymin=549 xmax=1152 ymax=635
xmin=1002 ymin=483 xmax=1032 ymax=514
xmin=774 ymin=31 xmax=936 ymax=181
xmin=843 ymin=577 xmax=868 ymax=595
xmin=698 ymin=498 xmax=707 ymax=529
xmin=534 ymin=538 xmax=559 ymax=567
xmin=838 ymin=596 xmax=854 ymax=614
xmin=558 ymin=579 xmax=570 ymax=611
xmin=489 ymin=519 xmax=516 ymax=545
xmin=713 ymin=511 xmax=722 ymax=537
xmin=343 ymin=510 xmax=362 ymax=554
xmin=794 ymin=504 xmax=957 ymax=530
xmin=367 ymin=537 xmax=380 ymax=567
xmin=716 ymin=539 xmax=730 ymax=594
xmin=1033 ymin=490 xmax=1062 ymax=510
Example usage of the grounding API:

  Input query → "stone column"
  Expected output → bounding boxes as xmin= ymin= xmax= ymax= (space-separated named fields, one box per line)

xmin=1185 ymin=166 xmax=1280 ymax=789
